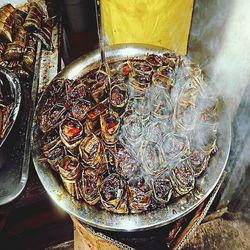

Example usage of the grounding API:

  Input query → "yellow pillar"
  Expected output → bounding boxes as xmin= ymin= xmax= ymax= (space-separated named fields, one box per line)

xmin=102 ymin=0 xmax=194 ymax=55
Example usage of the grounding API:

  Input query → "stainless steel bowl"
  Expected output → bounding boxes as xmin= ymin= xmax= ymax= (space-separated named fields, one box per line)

xmin=32 ymin=44 xmax=231 ymax=232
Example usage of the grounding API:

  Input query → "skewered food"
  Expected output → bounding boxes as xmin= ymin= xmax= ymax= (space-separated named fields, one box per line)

xmin=38 ymin=51 xmax=219 ymax=214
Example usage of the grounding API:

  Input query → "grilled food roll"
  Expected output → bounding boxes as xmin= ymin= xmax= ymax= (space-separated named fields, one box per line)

xmin=129 ymin=72 xmax=151 ymax=94
xmin=91 ymin=80 xmax=108 ymax=103
xmin=110 ymin=83 xmax=128 ymax=115
xmin=115 ymin=141 xmax=139 ymax=179
xmin=146 ymin=54 xmax=163 ymax=67
xmin=45 ymin=144 xmax=67 ymax=172
xmin=0 ymin=13 xmax=14 ymax=43
xmin=40 ymin=104 xmax=66 ymax=133
xmin=152 ymin=177 xmax=173 ymax=205
xmin=122 ymin=113 xmax=143 ymax=144
xmin=59 ymin=117 xmax=83 ymax=151
xmin=13 ymin=9 xmax=27 ymax=26
xmin=128 ymin=176 xmax=152 ymax=214
xmin=85 ymin=100 xmax=108 ymax=133
xmin=42 ymin=129 xmax=60 ymax=152
xmin=162 ymin=52 xmax=182 ymax=69
xmin=0 ymin=4 xmax=15 ymax=15
xmin=152 ymin=66 xmax=175 ymax=92
xmin=23 ymin=2 xmax=45 ymax=32
xmin=133 ymin=95 xmax=150 ymax=122
xmin=162 ymin=133 xmax=190 ymax=162
xmin=188 ymin=137 xmax=217 ymax=177
xmin=4 ymin=26 xmax=27 ymax=61
xmin=150 ymin=87 xmax=173 ymax=120
xmin=79 ymin=133 xmax=103 ymax=166
xmin=170 ymin=161 xmax=195 ymax=196
xmin=79 ymin=166 xmax=102 ymax=205
xmin=132 ymin=61 xmax=153 ymax=75
xmin=140 ymin=140 xmax=166 ymax=178
xmin=23 ymin=37 xmax=36 ymax=73
xmin=33 ymin=20 xmax=52 ymax=50
xmin=72 ymin=99 xmax=92 ymax=121
xmin=100 ymin=110 xmax=120 ymax=145
xmin=59 ymin=155 xmax=82 ymax=199
xmin=99 ymin=173 xmax=129 ymax=214
xmin=66 ymin=80 xmax=88 ymax=101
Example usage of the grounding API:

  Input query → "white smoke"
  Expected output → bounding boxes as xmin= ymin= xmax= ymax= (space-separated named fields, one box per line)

xmin=188 ymin=0 xmax=250 ymax=214
xmin=189 ymin=0 xmax=250 ymax=120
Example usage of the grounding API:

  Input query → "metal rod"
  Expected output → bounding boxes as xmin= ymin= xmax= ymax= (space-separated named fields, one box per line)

xmin=94 ymin=0 xmax=105 ymax=64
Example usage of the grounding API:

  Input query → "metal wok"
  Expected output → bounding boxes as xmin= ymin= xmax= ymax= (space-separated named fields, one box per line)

xmin=32 ymin=44 xmax=231 ymax=232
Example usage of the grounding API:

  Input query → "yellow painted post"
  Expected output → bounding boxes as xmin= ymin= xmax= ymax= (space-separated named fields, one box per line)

xmin=101 ymin=0 xmax=194 ymax=55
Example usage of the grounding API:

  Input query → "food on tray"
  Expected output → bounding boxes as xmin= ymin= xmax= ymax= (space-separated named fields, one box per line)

xmin=38 ymin=51 xmax=219 ymax=214
xmin=0 ymin=2 xmax=53 ymax=79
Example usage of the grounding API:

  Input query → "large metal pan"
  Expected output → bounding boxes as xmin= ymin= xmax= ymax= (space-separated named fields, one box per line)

xmin=32 ymin=44 xmax=231 ymax=232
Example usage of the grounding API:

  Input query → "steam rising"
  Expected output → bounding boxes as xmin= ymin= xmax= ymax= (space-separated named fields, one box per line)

xmin=118 ymin=57 xmax=218 ymax=184
xmin=188 ymin=0 xmax=250 ymax=214
xmin=189 ymin=0 xmax=250 ymax=120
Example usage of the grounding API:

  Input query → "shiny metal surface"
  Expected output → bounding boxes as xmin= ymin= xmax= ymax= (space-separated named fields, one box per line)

xmin=32 ymin=44 xmax=231 ymax=232
xmin=0 ymin=67 xmax=21 ymax=148
xmin=0 ymin=41 xmax=42 ymax=206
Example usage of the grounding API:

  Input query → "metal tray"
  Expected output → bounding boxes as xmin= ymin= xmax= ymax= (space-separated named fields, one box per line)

xmin=32 ymin=44 xmax=231 ymax=232
xmin=0 ymin=68 xmax=21 ymax=148
xmin=0 ymin=42 xmax=42 ymax=206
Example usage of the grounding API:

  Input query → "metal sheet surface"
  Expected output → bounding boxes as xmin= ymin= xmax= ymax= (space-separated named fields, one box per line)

xmin=0 ymin=41 xmax=42 ymax=206
xmin=32 ymin=44 xmax=231 ymax=232
xmin=0 ymin=68 xmax=21 ymax=148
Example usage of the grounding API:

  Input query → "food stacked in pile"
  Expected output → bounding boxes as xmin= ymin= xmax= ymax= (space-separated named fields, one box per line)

xmin=0 ymin=2 xmax=52 ymax=79
xmin=38 ymin=52 xmax=218 ymax=214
